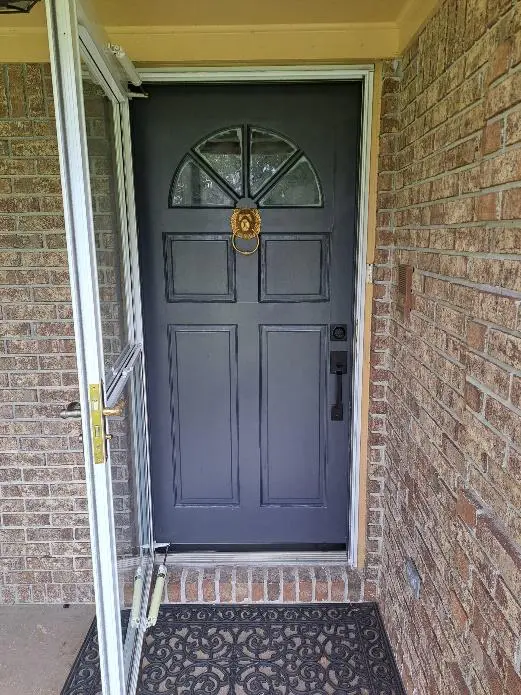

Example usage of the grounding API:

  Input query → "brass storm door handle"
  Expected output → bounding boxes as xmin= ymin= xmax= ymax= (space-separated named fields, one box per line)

xmin=59 ymin=397 xmax=125 ymax=454
xmin=102 ymin=400 xmax=126 ymax=417
xmin=59 ymin=399 xmax=126 ymax=419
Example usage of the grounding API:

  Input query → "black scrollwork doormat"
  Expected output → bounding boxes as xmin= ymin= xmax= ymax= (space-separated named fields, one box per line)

xmin=61 ymin=603 xmax=406 ymax=695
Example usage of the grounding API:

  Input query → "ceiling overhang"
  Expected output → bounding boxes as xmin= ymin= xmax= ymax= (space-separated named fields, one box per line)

xmin=0 ymin=0 xmax=440 ymax=63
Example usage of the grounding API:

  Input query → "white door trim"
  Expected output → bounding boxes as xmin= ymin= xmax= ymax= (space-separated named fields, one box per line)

xmin=138 ymin=65 xmax=374 ymax=83
xmin=136 ymin=65 xmax=375 ymax=568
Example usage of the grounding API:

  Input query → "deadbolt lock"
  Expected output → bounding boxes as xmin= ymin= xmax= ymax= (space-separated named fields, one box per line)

xmin=330 ymin=324 xmax=347 ymax=342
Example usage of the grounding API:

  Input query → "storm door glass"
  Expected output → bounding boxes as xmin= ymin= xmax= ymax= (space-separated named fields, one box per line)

xmin=82 ymin=64 xmax=153 ymax=692
xmin=83 ymin=78 xmax=129 ymax=379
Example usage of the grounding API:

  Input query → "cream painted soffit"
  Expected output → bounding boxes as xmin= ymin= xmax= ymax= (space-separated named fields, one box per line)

xmin=0 ymin=22 xmax=398 ymax=62
xmin=397 ymin=0 xmax=441 ymax=53
xmin=111 ymin=23 xmax=398 ymax=64
xmin=0 ymin=0 xmax=441 ymax=63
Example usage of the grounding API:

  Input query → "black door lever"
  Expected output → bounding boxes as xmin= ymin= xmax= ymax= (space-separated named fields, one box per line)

xmin=330 ymin=351 xmax=348 ymax=421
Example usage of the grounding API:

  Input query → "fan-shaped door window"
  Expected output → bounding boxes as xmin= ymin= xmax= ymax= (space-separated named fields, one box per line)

xmin=169 ymin=126 xmax=322 ymax=208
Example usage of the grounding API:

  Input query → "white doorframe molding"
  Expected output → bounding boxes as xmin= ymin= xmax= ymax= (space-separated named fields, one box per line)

xmin=136 ymin=65 xmax=375 ymax=568
xmin=138 ymin=65 xmax=374 ymax=83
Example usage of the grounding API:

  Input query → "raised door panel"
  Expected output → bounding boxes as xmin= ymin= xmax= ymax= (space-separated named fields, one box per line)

xmin=164 ymin=234 xmax=236 ymax=302
xmin=168 ymin=325 xmax=239 ymax=505
xmin=260 ymin=325 xmax=328 ymax=506
xmin=259 ymin=234 xmax=330 ymax=303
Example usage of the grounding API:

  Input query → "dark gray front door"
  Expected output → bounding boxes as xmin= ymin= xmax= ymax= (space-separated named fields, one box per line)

xmin=131 ymin=83 xmax=361 ymax=548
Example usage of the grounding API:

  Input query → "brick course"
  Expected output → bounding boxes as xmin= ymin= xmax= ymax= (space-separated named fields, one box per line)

xmin=158 ymin=564 xmax=359 ymax=604
xmin=375 ymin=1 xmax=521 ymax=693
xmin=0 ymin=64 xmax=94 ymax=604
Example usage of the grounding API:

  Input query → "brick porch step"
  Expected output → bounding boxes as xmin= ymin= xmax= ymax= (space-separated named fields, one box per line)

xmin=122 ymin=564 xmax=367 ymax=605
xmin=164 ymin=565 xmax=364 ymax=603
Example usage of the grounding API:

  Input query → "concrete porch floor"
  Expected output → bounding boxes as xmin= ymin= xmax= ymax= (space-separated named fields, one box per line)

xmin=0 ymin=605 xmax=94 ymax=695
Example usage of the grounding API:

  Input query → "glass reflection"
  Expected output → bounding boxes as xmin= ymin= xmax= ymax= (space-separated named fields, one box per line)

xmin=195 ymin=127 xmax=242 ymax=194
xmin=249 ymin=128 xmax=296 ymax=195
xmin=170 ymin=157 xmax=234 ymax=207
xmin=260 ymin=156 xmax=322 ymax=207
xmin=83 ymin=77 xmax=128 ymax=379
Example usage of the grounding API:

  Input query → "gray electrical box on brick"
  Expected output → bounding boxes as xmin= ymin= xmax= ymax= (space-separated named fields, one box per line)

xmin=406 ymin=558 xmax=422 ymax=599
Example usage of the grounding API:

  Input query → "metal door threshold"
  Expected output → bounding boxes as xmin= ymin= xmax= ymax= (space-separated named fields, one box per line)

xmin=164 ymin=551 xmax=348 ymax=566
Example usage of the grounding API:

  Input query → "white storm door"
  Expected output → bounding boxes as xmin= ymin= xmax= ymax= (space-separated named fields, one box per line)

xmin=45 ymin=1 xmax=153 ymax=694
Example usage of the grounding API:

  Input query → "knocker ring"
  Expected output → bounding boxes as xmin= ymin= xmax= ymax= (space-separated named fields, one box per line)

xmin=230 ymin=207 xmax=261 ymax=256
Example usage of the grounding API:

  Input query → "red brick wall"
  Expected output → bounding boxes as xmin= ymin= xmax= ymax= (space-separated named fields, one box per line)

xmin=0 ymin=67 xmax=141 ymax=604
xmin=0 ymin=65 xmax=94 ymax=603
xmin=375 ymin=1 xmax=521 ymax=693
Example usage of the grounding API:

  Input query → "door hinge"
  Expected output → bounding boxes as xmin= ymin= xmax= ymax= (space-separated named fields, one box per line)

xmin=366 ymin=263 xmax=374 ymax=284
xmin=89 ymin=383 xmax=106 ymax=464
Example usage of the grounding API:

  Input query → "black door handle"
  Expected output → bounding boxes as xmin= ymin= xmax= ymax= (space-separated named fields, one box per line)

xmin=330 ymin=351 xmax=348 ymax=421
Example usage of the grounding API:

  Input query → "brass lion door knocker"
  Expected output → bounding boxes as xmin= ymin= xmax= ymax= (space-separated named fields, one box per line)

xmin=230 ymin=207 xmax=261 ymax=256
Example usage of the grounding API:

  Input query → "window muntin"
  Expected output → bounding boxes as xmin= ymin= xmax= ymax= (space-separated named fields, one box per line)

xmin=169 ymin=126 xmax=322 ymax=209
